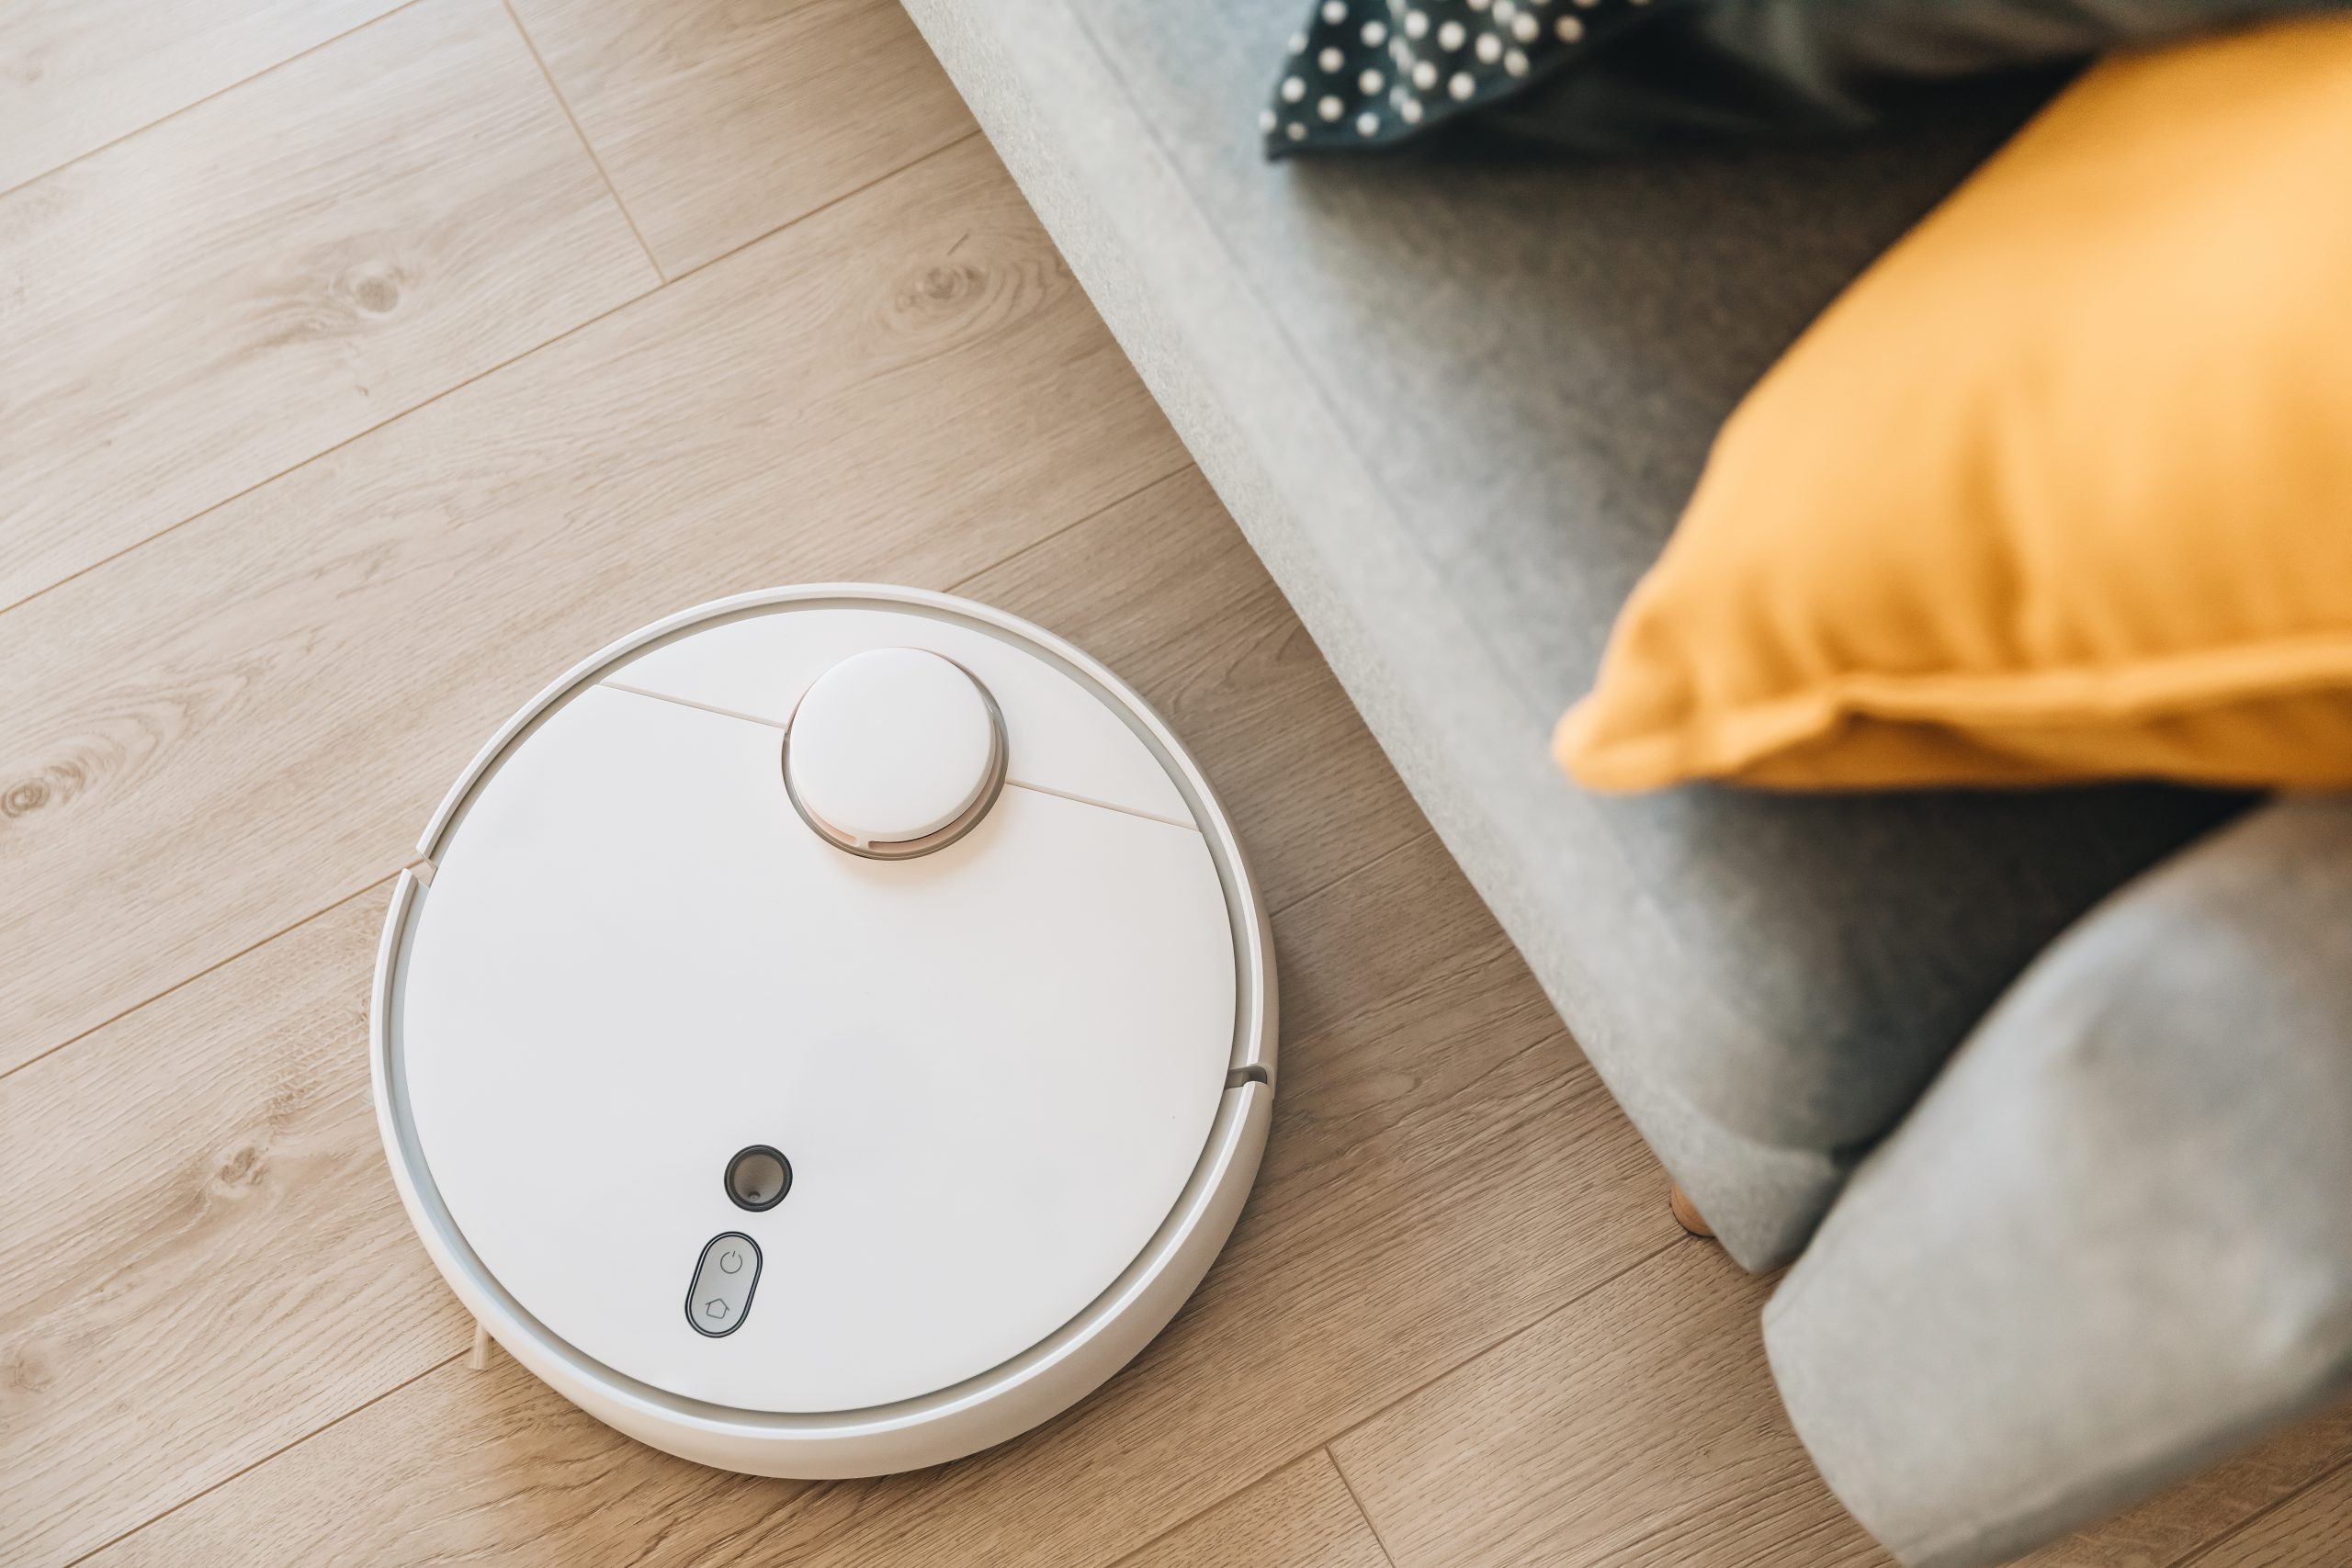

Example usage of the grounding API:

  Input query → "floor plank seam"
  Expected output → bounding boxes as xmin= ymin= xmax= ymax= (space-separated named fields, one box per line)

xmin=0 ymin=0 xmax=433 ymax=209
xmin=650 ymin=125 xmax=986 ymax=291
xmin=0 ymin=263 xmax=646 ymax=620
xmin=1322 ymin=1232 xmax=1690 ymax=1459
xmin=1096 ymin=1482 xmax=1237 ymax=1568
xmin=57 ymin=1347 xmax=469 ymax=1568
xmin=944 ymin=461 xmax=1196 ymax=598
xmin=1265 ymin=825 xmax=1436 ymax=921
xmin=0 ymin=128 xmax=983 ymax=624
xmin=498 ymin=0 xmax=669 ymax=283
xmin=2165 ymin=1450 xmax=2352 ymax=1568
xmin=0 ymin=872 xmax=400 ymax=1087
xmin=1241 ymin=1024 xmax=1589 ymax=1237
xmin=1326 ymin=1445 xmax=1406 ymax=1568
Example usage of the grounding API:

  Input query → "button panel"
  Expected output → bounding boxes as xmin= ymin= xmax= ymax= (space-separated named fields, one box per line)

xmin=686 ymin=1233 xmax=762 ymax=1337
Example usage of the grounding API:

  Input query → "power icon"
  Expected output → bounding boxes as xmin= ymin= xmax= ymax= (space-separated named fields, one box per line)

xmin=718 ymin=1250 xmax=744 ymax=1274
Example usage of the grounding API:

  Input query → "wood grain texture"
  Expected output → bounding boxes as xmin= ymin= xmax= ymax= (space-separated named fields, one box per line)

xmin=509 ymin=0 xmax=975 ymax=274
xmin=0 ymin=888 xmax=469 ymax=1568
xmin=0 ymin=0 xmax=656 ymax=611
xmin=1116 ymin=1450 xmax=1394 ymax=1568
xmin=2187 ymin=1459 xmax=2352 ymax=1568
xmin=1333 ymin=1242 xmax=1894 ymax=1568
xmin=89 ymin=1353 xmax=732 ymax=1568
xmin=0 ymin=134 xmax=1182 ymax=1077
xmin=2016 ymin=1404 xmax=2352 ymax=1568
xmin=0 ymin=0 xmax=405 ymax=193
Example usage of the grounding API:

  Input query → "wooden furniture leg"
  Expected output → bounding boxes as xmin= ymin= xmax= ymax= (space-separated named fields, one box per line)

xmin=1668 ymin=1180 xmax=1714 ymax=1240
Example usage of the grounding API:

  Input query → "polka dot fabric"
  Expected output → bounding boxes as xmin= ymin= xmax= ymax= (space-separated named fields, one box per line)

xmin=1262 ymin=0 xmax=2352 ymax=158
xmin=1264 ymin=0 xmax=1657 ymax=155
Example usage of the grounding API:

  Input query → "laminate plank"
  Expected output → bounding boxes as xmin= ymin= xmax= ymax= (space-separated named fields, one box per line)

xmin=83 ymin=832 xmax=1674 ymax=1567
xmin=0 ymin=0 xmax=656 ymax=611
xmin=0 ymin=134 xmax=1183 ymax=1077
xmin=0 ymin=888 xmax=469 ymax=1568
xmin=89 ymin=1352 xmax=729 ymax=1568
xmin=2015 ymin=1404 xmax=2352 ymax=1568
xmin=0 ymin=0 xmax=405 ymax=194
xmin=1332 ymin=1242 xmax=1894 ymax=1568
xmin=2188 ymin=1459 xmax=2352 ymax=1568
xmin=955 ymin=466 xmax=1429 ymax=918
xmin=509 ymin=0 xmax=975 ymax=275
xmin=1323 ymin=1201 xmax=2352 ymax=1568
xmin=1116 ymin=1450 xmax=1393 ymax=1568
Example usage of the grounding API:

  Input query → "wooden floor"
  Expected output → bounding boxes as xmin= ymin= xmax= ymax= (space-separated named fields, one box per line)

xmin=4 ymin=3 xmax=2348 ymax=1564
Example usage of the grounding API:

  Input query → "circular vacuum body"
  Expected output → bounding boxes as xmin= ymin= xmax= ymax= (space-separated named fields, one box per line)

xmin=371 ymin=586 xmax=1276 ymax=1477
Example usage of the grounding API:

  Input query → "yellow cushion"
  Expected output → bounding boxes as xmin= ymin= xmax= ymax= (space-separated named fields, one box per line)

xmin=1555 ymin=16 xmax=2352 ymax=793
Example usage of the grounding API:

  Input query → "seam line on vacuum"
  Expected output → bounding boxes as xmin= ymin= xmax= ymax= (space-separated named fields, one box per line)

xmin=598 ymin=679 xmax=1203 ymax=831
xmin=1001 ymin=777 xmax=1197 ymax=831
xmin=601 ymin=679 xmax=789 ymax=729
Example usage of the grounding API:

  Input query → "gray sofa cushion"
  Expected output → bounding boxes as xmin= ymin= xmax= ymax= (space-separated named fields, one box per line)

xmin=1764 ymin=795 xmax=2352 ymax=1568
xmin=903 ymin=0 xmax=2244 ymax=1266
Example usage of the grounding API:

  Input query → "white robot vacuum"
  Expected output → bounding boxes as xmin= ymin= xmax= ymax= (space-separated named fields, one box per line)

xmin=371 ymin=586 xmax=1276 ymax=1476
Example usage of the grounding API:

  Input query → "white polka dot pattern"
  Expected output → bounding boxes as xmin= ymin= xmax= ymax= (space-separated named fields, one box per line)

xmin=1263 ymin=0 xmax=1652 ymax=155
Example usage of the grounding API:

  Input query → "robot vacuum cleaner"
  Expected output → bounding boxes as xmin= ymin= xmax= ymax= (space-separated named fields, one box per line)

xmin=371 ymin=586 xmax=1276 ymax=1477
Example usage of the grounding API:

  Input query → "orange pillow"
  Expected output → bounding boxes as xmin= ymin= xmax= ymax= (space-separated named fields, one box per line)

xmin=1555 ymin=15 xmax=2352 ymax=793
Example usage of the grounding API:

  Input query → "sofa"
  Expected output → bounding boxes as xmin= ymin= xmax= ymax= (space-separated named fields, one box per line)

xmin=897 ymin=3 xmax=2352 ymax=1562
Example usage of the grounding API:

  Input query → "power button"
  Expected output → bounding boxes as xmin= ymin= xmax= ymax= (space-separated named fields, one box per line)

xmin=685 ymin=1233 xmax=762 ymax=1337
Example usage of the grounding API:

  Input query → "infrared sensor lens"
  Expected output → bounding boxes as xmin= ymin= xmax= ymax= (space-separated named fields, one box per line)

xmin=726 ymin=1145 xmax=792 ymax=1212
